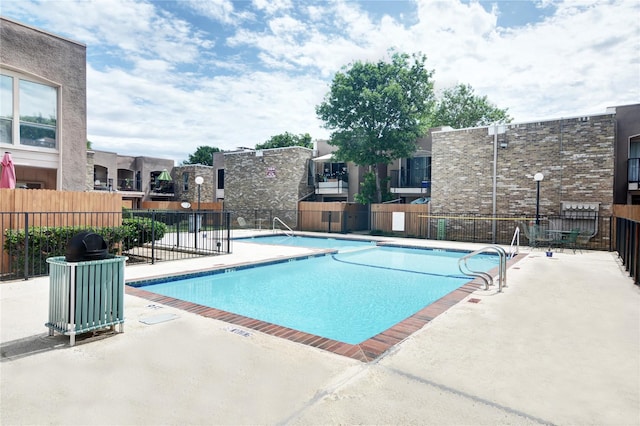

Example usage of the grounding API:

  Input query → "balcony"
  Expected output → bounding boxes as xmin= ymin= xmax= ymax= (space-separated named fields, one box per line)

xmin=117 ymin=178 xmax=140 ymax=192
xmin=389 ymin=169 xmax=430 ymax=195
xmin=316 ymin=179 xmax=348 ymax=195
xmin=150 ymin=181 xmax=175 ymax=197
xmin=629 ymin=158 xmax=640 ymax=190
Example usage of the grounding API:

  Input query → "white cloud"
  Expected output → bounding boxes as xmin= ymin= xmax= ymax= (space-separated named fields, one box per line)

xmin=184 ymin=0 xmax=240 ymax=25
xmin=252 ymin=0 xmax=293 ymax=16
xmin=2 ymin=0 xmax=638 ymax=162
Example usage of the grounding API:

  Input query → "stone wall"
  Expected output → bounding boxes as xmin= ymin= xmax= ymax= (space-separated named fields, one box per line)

xmin=224 ymin=147 xmax=314 ymax=214
xmin=431 ymin=114 xmax=616 ymax=217
xmin=173 ymin=164 xmax=215 ymax=205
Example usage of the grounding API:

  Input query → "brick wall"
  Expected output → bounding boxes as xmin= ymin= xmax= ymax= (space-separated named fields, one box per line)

xmin=431 ymin=114 xmax=615 ymax=217
xmin=224 ymin=147 xmax=314 ymax=213
xmin=173 ymin=164 xmax=215 ymax=205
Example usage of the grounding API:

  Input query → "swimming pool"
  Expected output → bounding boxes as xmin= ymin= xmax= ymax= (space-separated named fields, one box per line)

xmin=130 ymin=246 xmax=499 ymax=346
xmin=236 ymin=234 xmax=376 ymax=251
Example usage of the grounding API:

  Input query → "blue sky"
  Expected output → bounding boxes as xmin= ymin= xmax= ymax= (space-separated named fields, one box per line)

xmin=1 ymin=0 xmax=638 ymax=163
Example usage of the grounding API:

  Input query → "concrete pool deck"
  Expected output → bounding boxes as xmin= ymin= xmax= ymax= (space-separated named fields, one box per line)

xmin=1 ymin=232 xmax=639 ymax=425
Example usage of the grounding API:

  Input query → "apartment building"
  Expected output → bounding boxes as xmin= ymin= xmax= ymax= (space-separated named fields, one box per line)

xmin=1 ymin=16 xmax=87 ymax=191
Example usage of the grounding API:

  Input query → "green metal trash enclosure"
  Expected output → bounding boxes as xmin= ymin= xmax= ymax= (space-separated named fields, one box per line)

xmin=45 ymin=256 xmax=127 ymax=346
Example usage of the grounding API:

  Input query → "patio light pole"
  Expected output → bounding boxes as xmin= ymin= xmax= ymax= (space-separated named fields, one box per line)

xmin=534 ymin=173 xmax=544 ymax=225
xmin=194 ymin=176 xmax=204 ymax=249
xmin=195 ymin=176 xmax=203 ymax=212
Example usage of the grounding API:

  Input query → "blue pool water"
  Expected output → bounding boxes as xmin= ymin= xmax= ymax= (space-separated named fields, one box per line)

xmin=137 ymin=246 xmax=498 ymax=344
xmin=236 ymin=235 xmax=376 ymax=251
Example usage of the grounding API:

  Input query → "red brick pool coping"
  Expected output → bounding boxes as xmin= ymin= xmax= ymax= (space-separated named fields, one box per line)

xmin=126 ymin=253 xmax=525 ymax=362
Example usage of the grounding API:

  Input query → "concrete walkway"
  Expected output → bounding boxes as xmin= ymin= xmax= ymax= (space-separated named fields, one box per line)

xmin=1 ymin=236 xmax=639 ymax=425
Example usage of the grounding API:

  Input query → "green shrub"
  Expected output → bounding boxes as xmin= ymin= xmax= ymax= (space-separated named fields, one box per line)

xmin=3 ymin=218 xmax=167 ymax=277
xmin=3 ymin=225 xmax=126 ymax=277
xmin=120 ymin=218 xmax=167 ymax=251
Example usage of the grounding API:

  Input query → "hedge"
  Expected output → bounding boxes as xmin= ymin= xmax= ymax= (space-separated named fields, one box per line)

xmin=3 ymin=218 xmax=167 ymax=276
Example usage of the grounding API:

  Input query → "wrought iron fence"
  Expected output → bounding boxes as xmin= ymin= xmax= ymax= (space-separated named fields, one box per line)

xmin=615 ymin=217 xmax=640 ymax=286
xmin=0 ymin=206 xmax=620 ymax=282
xmin=368 ymin=211 xmax=613 ymax=250
xmin=1 ymin=210 xmax=232 ymax=281
xmin=229 ymin=209 xmax=299 ymax=231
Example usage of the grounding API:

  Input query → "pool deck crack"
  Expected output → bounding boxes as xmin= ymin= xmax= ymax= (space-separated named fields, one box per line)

xmin=383 ymin=366 xmax=557 ymax=425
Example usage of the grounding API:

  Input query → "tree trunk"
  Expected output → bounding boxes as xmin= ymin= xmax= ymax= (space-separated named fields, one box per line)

xmin=373 ymin=164 xmax=382 ymax=203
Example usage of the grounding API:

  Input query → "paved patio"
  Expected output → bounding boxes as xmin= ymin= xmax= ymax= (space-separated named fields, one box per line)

xmin=1 ymin=233 xmax=639 ymax=425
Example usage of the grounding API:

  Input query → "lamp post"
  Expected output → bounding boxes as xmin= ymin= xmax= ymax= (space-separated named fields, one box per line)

xmin=194 ymin=176 xmax=203 ymax=249
xmin=534 ymin=173 xmax=544 ymax=225
xmin=195 ymin=176 xmax=203 ymax=211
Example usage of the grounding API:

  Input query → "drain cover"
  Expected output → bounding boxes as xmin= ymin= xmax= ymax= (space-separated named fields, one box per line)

xmin=468 ymin=298 xmax=481 ymax=304
xmin=139 ymin=313 xmax=179 ymax=325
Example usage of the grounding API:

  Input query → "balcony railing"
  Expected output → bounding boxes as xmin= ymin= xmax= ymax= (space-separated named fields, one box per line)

xmin=389 ymin=169 xmax=429 ymax=188
xmin=117 ymin=178 xmax=141 ymax=192
xmin=315 ymin=179 xmax=348 ymax=195
xmin=150 ymin=182 xmax=174 ymax=195
xmin=628 ymin=158 xmax=640 ymax=189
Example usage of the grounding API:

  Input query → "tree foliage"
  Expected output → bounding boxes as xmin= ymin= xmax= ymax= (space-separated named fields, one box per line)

xmin=183 ymin=146 xmax=221 ymax=166
xmin=255 ymin=132 xmax=313 ymax=150
xmin=316 ymin=51 xmax=435 ymax=203
xmin=354 ymin=171 xmax=393 ymax=204
xmin=432 ymin=83 xmax=511 ymax=129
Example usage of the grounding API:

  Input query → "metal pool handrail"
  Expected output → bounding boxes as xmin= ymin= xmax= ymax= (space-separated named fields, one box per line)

xmin=273 ymin=217 xmax=294 ymax=237
xmin=458 ymin=245 xmax=507 ymax=292
xmin=509 ymin=227 xmax=520 ymax=259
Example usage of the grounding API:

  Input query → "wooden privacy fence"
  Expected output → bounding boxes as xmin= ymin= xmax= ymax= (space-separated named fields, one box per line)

xmin=1 ymin=189 xmax=124 ymax=279
xmin=141 ymin=201 xmax=223 ymax=211
xmin=370 ymin=204 xmax=429 ymax=236
xmin=1 ymin=189 xmax=123 ymax=230
xmin=298 ymin=202 xmax=368 ymax=233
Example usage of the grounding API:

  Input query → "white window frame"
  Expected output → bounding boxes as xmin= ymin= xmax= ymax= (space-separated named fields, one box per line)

xmin=0 ymin=68 xmax=60 ymax=150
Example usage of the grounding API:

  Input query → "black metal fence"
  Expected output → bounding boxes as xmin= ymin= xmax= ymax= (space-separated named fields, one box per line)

xmin=615 ymin=217 xmax=640 ymax=286
xmin=229 ymin=209 xmax=298 ymax=231
xmin=367 ymin=211 xmax=613 ymax=250
xmin=0 ymin=207 xmax=622 ymax=282
xmin=1 ymin=210 xmax=232 ymax=281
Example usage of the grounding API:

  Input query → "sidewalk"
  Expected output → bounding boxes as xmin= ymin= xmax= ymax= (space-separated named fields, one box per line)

xmin=1 ymin=240 xmax=638 ymax=425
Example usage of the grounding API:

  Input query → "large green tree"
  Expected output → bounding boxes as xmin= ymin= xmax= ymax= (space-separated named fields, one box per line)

xmin=316 ymin=52 xmax=435 ymax=203
xmin=432 ymin=83 xmax=511 ymax=129
xmin=183 ymin=146 xmax=221 ymax=166
xmin=255 ymin=132 xmax=312 ymax=150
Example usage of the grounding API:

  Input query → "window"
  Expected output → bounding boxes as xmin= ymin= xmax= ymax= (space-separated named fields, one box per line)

xmin=217 ymin=169 xmax=224 ymax=189
xmin=629 ymin=138 xmax=640 ymax=183
xmin=0 ymin=72 xmax=58 ymax=148
xmin=406 ymin=156 xmax=431 ymax=187
xmin=183 ymin=172 xmax=189 ymax=191
xmin=0 ymin=75 xmax=13 ymax=143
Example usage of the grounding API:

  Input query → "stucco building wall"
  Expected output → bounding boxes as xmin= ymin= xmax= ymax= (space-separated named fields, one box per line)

xmin=0 ymin=17 xmax=87 ymax=191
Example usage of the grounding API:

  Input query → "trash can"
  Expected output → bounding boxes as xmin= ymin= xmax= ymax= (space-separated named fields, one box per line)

xmin=64 ymin=231 xmax=108 ymax=262
xmin=45 ymin=232 xmax=127 ymax=346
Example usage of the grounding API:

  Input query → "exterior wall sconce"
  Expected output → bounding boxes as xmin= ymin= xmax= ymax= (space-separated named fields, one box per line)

xmin=534 ymin=173 xmax=544 ymax=225
xmin=500 ymin=141 xmax=508 ymax=149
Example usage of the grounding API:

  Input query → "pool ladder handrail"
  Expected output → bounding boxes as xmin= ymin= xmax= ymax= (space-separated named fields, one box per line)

xmin=458 ymin=245 xmax=507 ymax=292
xmin=272 ymin=217 xmax=294 ymax=237
xmin=508 ymin=226 xmax=520 ymax=259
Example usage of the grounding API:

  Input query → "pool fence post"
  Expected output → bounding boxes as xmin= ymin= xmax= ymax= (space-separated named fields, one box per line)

xmin=151 ymin=210 xmax=156 ymax=265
